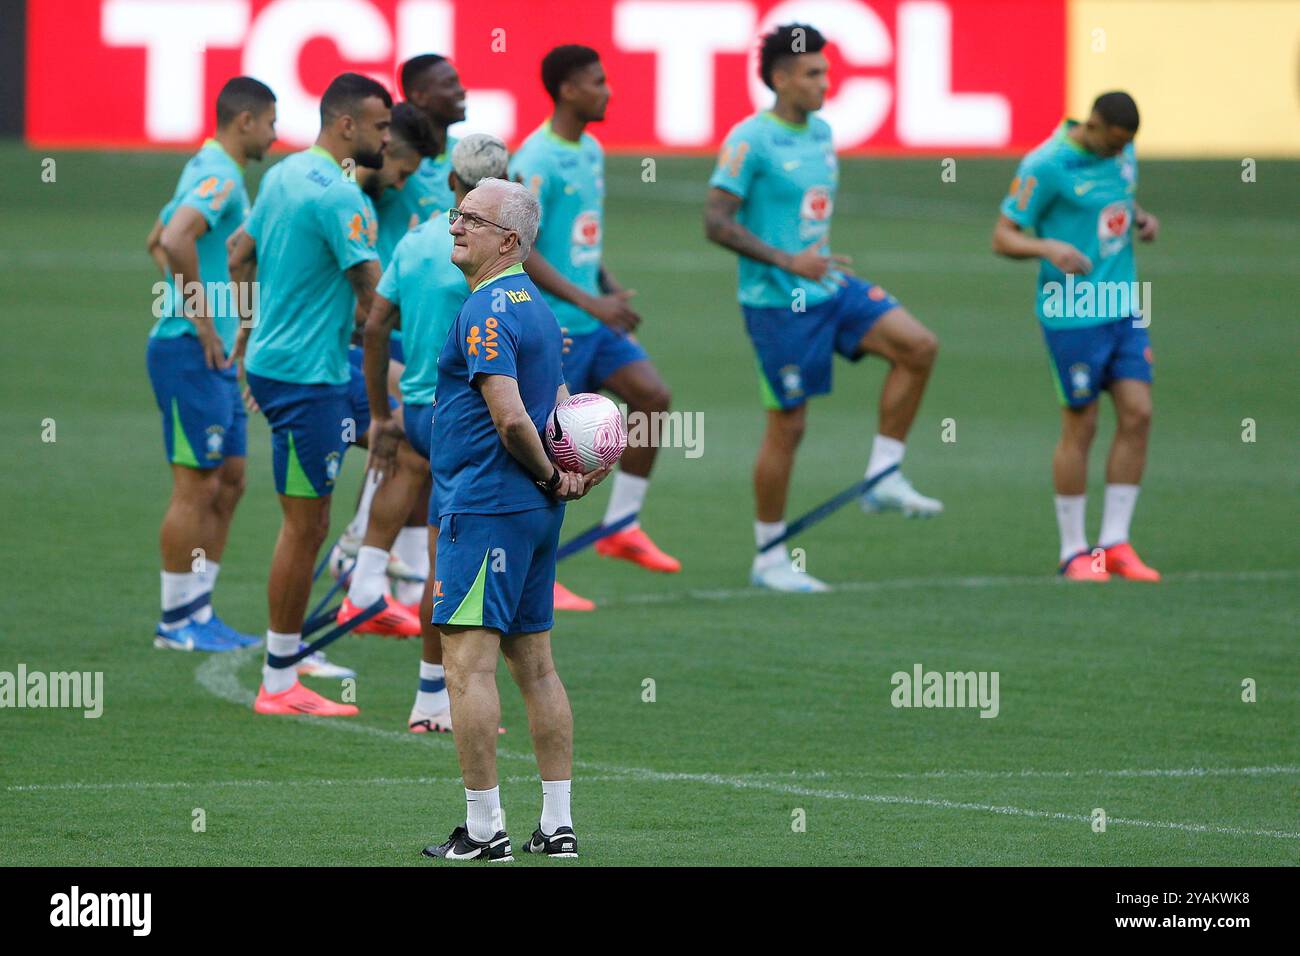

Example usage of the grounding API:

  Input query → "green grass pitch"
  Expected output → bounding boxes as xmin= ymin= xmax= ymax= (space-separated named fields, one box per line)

xmin=0 ymin=145 xmax=1295 ymax=866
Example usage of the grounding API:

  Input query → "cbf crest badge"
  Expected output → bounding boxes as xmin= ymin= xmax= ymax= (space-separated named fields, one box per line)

xmin=1069 ymin=363 xmax=1091 ymax=399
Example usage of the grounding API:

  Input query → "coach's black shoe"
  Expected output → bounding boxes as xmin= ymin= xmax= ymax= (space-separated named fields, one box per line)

xmin=422 ymin=826 xmax=513 ymax=862
xmin=522 ymin=826 xmax=579 ymax=858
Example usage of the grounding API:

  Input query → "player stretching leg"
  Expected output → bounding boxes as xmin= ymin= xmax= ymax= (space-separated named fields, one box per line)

xmin=228 ymin=74 xmax=392 ymax=715
xmin=421 ymin=179 xmax=605 ymax=861
xmin=704 ymin=24 xmax=942 ymax=593
xmin=993 ymin=92 xmax=1160 ymax=582
xmin=145 ymin=77 xmax=277 ymax=650
xmin=511 ymin=45 xmax=680 ymax=589
xmin=362 ymin=134 xmax=508 ymax=733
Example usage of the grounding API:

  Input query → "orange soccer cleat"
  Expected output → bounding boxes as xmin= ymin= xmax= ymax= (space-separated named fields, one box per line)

xmin=254 ymin=680 xmax=359 ymax=716
xmin=1059 ymin=551 xmax=1111 ymax=582
xmin=337 ymin=595 xmax=421 ymax=637
xmin=553 ymin=580 xmax=595 ymax=612
xmin=1102 ymin=542 xmax=1161 ymax=582
xmin=594 ymin=526 xmax=681 ymax=573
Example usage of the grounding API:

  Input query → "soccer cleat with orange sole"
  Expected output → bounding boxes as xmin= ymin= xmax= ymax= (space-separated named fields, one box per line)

xmin=594 ymin=526 xmax=681 ymax=573
xmin=553 ymin=580 xmax=595 ymax=612
xmin=337 ymin=595 xmax=421 ymax=637
xmin=1058 ymin=551 xmax=1110 ymax=582
xmin=1103 ymin=542 xmax=1161 ymax=582
xmin=254 ymin=680 xmax=359 ymax=716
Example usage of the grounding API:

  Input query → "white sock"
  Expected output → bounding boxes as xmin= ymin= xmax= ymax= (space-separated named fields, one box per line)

xmin=347 ymin=545 xmax=390 ymax=607
xmin=1099 ymin=484 xmax=1140 ymax=549
xmin=602 ymin=472 xmax=648 ymax=529
xmin=345 ymin=469 xmax=382 ymax=539
xmin=466 ymin=786 xmax=503 ymax=842
xmin=1054 ymin=494 xmax=1088 ymax=564
xmin=415 ymin=660 xmax=448 ymax=713
xmin=190 ymin=560 xmax=220 ymax=623
xmin=262 ymin=631 xmax=301 ymax=694
xmin=753 ymin=520 xmax=789 ymax=570
xmin=160 ymin=571 xmax=205 ymax=630
xmin=540 ymin=779 xmax=572 ymax=835
xmin=866 ymin=434 xmax=905 ymax=480
xmin=393 ymin=526 xmax=429 ymax=605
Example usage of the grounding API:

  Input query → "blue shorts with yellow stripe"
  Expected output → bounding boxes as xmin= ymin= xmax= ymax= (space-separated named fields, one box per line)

xmin=432 ymin=506 xmax=564 ymax=635
xmin=146 ymin=335 xmax=246 ymax=469
xmin=246 ymin=372 xmax=349 ymax=498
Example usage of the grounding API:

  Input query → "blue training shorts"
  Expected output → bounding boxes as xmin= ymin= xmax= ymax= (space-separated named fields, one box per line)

xmin=742 ymin=276 xmax=898 ymax=410
xmin=246 ymin=372 xmax=349 ymax=498
xmin=1041 ymin=318 xmax=1153 ymax=408
xmin=432 ymin=506 xmax=565 ymax=635
xmin=561 ymin=323 xmax=648 ymax=394
xmin=402 ymin=402 xmax=441 ymax=524
xmin=146 ymin=334 xmax=246 ymax=468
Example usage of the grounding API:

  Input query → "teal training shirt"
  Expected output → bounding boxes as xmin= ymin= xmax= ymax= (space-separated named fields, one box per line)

xmin=709 ymin=111 xmax=840 ymax=310
xmin=243 ymin=146 xmax=379 ymax=385
xmin=375 ymin=141 xmax=457 ymax=264
xmin=1001 ymin=120 xmax=1140 ymax=328
xmin=149 ymin=139 xmax=250 ymax=353
xmin=508 ymin=121 xmax=604 ymax=336
xmin=375 ymin=215 xmax=468 ymax=406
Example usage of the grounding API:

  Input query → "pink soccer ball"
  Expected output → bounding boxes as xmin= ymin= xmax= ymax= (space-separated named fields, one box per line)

xmin=545 ymin=393 xmax=627 ymax=473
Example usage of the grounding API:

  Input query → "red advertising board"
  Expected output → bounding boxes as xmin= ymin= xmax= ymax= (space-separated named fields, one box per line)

xmin=27 ymin=0 xmax=1065 ymax=153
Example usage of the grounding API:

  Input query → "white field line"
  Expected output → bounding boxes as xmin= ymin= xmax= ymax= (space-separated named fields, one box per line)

xmin=592 ymin=568 xmax=1300 ymax=608
xmin=746 ymin=766 xmax=1300 ymax=782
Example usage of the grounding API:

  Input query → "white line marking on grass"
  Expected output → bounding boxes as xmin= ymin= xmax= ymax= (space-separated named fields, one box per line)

xmin=749 ymin=766 xmax=1300 ymax=782
xmin=186 ymin=649 xmax=1300 ymax=842
xmin=593 ymin=568 xmax=1300 ymax=608
xmin=4 ymin=774 xmax=634 ymax=794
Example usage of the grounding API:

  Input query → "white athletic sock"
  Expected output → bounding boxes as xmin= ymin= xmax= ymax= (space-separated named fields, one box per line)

xmin=753 ymin=520 xmax=789 ymax=571
xmin=1099 ymin=484 xmax=1140 ymax=549
xmin=393 ymin=526 xmax=429 ymax=605
xmin=262 ymin=631 xmax=300 ymax=694
xmin=602 ymin=472 xmax=648 ymax=529
xmin=347 ymin=546 xmax=390 ymax=607
xmin=1054 ymin=494 xmax=1088 ymax=564
xmin=465 ymin=786 xmax=503 ymax=842
xmin=160 ymin=571 xmax=205 ymax=630
xmin=866 ymin=434 xmax=906 ymax=480
xmin=540 ymin=779 xmax=572 ymax=835
xmin=415 ymin=660 xmax=448 ymax=713
xmin=191 ymin=560 xmax=220 ymax=623
xmin=345 ymin=469 xmax=382 ymax=540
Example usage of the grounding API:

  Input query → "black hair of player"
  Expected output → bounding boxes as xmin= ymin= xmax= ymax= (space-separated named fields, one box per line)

xmin=215 ymin=76 xmax=276 ymax=128
xmin=400 ymin=54 xmax=447 ymax=99
xmin=758 ymin=23 xmax=827 ymax=91
xmin=541 ymin=45 xmax=601 ymax=102
xmin=320 ymin=72 xmax=393 ymax=125
xmin=1092 ymin=91 xmax=1139 ymax=132
xmin=389 ymin=102 xmax=437 ymax=157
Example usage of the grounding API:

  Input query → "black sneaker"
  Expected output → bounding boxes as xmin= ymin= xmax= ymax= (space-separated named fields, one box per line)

xmin=522 ymin=826 xmax=579 ymax=858
xmin=422 ymin=826 xmax=513 ymax=862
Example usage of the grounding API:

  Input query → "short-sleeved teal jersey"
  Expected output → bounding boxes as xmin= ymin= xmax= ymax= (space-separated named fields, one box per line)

xmin=709 ymin=112 xmax=840 ymax=310
xmin=375 ymin=215 xmax=468 ymax=406
xmin=149 ymin=139 xmax=250 ymax=353
xmin=375 ymin=141 xmax=457 ymax=264
xmin=1001 ymin=120 xmax=1140 ymax=329
xmin=508 ymin=121 xmax=604 ymax=336
xmin=243 ymin=146 xmax=379 ymax=385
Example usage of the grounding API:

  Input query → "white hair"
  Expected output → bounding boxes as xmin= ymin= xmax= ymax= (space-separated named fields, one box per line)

xmin=476 ymin=178 xmax=540 ymax=257
xmin=450 ymin=133 xmax=508 ymax=190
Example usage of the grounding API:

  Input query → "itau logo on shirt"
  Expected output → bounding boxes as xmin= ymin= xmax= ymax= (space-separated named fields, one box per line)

xmin=570 ymin=212 xmax=602 ymax=266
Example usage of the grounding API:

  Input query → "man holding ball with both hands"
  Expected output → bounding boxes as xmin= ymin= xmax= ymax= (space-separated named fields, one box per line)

xmin=422 ymin=178 xmax=610 ymax=862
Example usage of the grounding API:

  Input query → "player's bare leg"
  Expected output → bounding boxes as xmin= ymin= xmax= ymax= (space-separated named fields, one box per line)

xmin=209 ymin=456 xmax=246 ymax=565
xmin=1100 ymin=379 xmax=1158 ymax=580
xmin=855 ymin=307 xmax=944 ymax=517
xmin=254 ymin=494 xmax=358 ymax=716
xmin=1053 ymin=401 xmax=1107 ymax=581
xmin=751 ymin=404 xmax=828 ymax=592
xmin=593 ymin=359 xmax=681 ymax=572
xmin=155 ymin=464 xmax=238 ymax=650
xmin=339 ymin=441 xmax=425 ymax=635
xmin=502 ymin=628 xmax=578 ymax=857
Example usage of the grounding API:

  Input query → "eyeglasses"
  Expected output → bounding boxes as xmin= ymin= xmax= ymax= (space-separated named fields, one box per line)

xmin=448 ymin=207 xmax=512 ymax=233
